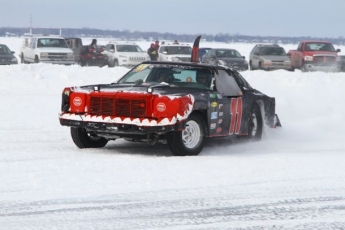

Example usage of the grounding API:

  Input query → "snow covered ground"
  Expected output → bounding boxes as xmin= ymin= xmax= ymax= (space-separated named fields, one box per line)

xmin=1 ymin=37 xmax=345 ymax=230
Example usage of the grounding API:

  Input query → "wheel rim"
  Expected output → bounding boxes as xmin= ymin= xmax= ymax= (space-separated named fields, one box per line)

xmin=249 ymin=113 xmax=258 ymax=136
xmin=182 ymin=120 xmax=201 ymax=149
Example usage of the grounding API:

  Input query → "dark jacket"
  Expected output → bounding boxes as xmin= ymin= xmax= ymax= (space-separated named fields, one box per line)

xmin=147 ymin=47 xmax=158 ymax=61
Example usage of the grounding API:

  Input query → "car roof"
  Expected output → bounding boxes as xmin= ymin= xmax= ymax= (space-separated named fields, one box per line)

xmin=107 ymin=41 xmax=138 ymax=45
xmin=255 ymin=44 xmax=281 ymax=47
xmin=140 ymin=60 xmax=228 ymax=71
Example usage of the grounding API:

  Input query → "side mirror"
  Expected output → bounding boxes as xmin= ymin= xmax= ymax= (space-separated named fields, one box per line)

xmin=337 ymin=49 xmax=341 ymax=52
xmin=11 ymin=51 xmax=15 ymax=54
xmin=242 ymin=56 xmax=245 ymax=59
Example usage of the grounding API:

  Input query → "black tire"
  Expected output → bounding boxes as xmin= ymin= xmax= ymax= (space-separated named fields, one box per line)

xmin=34 ymin=56 xmax=39 ymax=63
xmin=301 ymin=64 xmax=308 ymax=72
xmin=238 ymin=103 xmax=263 ymax=141
xmin=249 ymin=61 xmax=254 ymax=71
xmin=114 ymin=59 xmax=119 ymax=67
xmin=70 ymin=127 xmax=109 ymax=148
xmin=21 ymin=53 xmax=24 ymax=64
xmin=167 ymin=113 xmax=206 ymax=156
xmin=80 ymin=60 xmax=86 ymax=67
xmin=258 ymin=62 xmax=263 ymax=70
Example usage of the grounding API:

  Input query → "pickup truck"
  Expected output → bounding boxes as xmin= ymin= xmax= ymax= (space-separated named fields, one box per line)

xmin=287 ymin=40 xmax=341 ymax=72
xmin=20 ymin=36 xmax=75 ymax=65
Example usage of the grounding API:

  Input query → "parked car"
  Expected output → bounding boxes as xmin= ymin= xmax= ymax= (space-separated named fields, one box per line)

xmin=249 ymin=44 xmax=293 ymax=71
xmin=201 ymin=48 xmax=248 ymax=71
xmin=0 ymin=44 xmax=18 ymax=65
xmin=158 ymin=43 xmax=192 ymax=62
xmin=59 ymin=54 xmax=281 ymax=156
xmin=103 ymin=41 xmax=150 ymax=68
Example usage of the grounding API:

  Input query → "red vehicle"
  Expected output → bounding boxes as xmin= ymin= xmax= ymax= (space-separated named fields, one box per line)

xmin=287 ymin=40 xmax=341 ymax=72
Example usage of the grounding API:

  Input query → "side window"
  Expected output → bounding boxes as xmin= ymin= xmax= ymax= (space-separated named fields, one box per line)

xmin=250 ymin=47 xmax=256 ymax=55
xmin=105 ymin=44 xmax=111 ymax=51
xmin=215 ymin=70 xmax=242 ymax=96
xmin=159 ymin=46 xmax=167 ymax=54
xmin=297 ymin=43 xmax=302 ymax=51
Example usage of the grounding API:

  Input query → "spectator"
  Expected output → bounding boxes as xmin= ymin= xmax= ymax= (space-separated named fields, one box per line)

xmin=196 ymin=72 xmax=211 ymax=87
xmin=173 ymin=40 xmax=179 ymax=44
xmin=89 ymin=39 xmax=97 ymax=49
xmin=153 ymin=40 xmax=160 ymax=51
xmin=147 ymin=43 xmax=158 ymax=61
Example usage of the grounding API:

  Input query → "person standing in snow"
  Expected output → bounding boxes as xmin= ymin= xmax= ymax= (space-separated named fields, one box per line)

xmin=147 ymin=43 xmax=158 ymax=61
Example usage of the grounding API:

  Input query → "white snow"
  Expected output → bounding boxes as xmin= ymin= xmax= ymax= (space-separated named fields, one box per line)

xmin=1 ymin=37 xmax=345 ymax=230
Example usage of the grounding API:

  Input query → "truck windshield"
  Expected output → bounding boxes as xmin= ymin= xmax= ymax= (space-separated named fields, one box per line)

xmin=38 ymin=38 xmax=68 ymax=48
xmin=305 ymin=43 xmax=335 ymax=52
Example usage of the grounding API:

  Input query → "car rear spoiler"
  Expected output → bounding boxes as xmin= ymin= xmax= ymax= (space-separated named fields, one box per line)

xmin=191 ymin=35 xmax=201 ymax=63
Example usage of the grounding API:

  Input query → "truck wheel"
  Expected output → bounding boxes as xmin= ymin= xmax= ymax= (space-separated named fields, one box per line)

xmin=114 ymin=60 xmax=119 ymax=67
xmin=237 ymin=103 xmax=263 ymax=141
xmin=167 ymin=113 xmax=206 ymax=156
xmin=70 ymin=127 xmax=109 ymax=148
xmin=34 ymin=56 xmax=39 ymax=63
xmin=301 ymin=64 xmax=308 ymax=72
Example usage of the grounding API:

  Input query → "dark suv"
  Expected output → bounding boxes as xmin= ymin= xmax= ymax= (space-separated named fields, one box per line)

xmin=249 ymin=44 xmax=293 ymax=71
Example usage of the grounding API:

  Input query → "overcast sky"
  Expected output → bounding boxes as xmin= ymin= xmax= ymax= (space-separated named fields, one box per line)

xmin=1 ymin=0 xmax=344 ymax=38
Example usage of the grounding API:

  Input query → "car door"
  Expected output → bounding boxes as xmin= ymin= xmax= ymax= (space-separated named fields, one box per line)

xmin=27 ymin=38 xmax=37 ymax=63
xmin=208 ymin=69 xmax=244 ymax=137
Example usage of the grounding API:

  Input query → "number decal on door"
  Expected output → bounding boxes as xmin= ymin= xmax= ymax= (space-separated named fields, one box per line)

xmin=229 ymin=98 xmax=242 ymax=135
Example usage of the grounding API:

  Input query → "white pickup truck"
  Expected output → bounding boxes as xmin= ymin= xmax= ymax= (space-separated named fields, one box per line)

xmin=20 ymin=36 xmax=75 ymax=64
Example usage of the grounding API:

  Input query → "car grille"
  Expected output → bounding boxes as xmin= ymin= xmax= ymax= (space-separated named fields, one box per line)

xmin=271 ymin=61 xmax=284 ymax=66
xmin=314 ymin=56 xmax=336 ymax=64
xmin=129 ymin=57 xmax=146 ymax=61
xmin=47 ymin=53 xmax=68 ymax=59
xmin=89 ymin=94 xmax=148 ymax=117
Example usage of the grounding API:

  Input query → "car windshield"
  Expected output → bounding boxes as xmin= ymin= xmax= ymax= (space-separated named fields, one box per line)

xmin=0 ymin=45 xmax=11 ymax=54
xmin=216 ymin=49 xmax=242 ymax=58
xmin=260 ymin=47 xmax=286 ymax=56
xmin=37 ymin=38 xmax=68 ymax=48
xmin=116 ymin=63 xmax=212 ymax=90
xmin=116 ymin=45 xmax=143 ymax=52
xmin=165 ymin=46 xmax=192 ymax=55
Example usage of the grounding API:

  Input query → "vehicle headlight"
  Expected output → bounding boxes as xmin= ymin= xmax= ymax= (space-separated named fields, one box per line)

xmin=244 ymin=60 xmax=248 ymax=65
xmin=263 ymin=60 xmax=272 ymax=65
xmin=304 ymin=56 xmax=313 ymax=61
xmin=119 ymin=55 xmax=127 ymax=58
xmin=11 ymin=57 xmax=17 ymax=62
xmin=171 ymin=57 xmax=181 ymax=61
xmin=284 ymin=60 xmax=291 ymax=65
xmin=67 ymin=53 xmax=74 ymax=58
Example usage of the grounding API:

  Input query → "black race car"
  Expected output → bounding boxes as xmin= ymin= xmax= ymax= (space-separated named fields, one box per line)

xmin=59 ymin=37 xmax=281 ymax=156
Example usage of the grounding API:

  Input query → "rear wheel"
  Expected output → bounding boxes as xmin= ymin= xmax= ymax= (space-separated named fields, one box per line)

xmin=20 ymin=53 xmax=24 ymax=63
xmin=34 ymin=56 xmax=39 ymax=63
xmin=249 ymin=61 xmax=254 ymax=70
xmin=167 ymin=113 xmax=206 ymax=156
xmin=237 ymin=103 xmax=263 ymax=141
xmin=258 ymin=62 xmax=263 ymax=70
xmin=70 ymin=127 xmax=109 ymax=148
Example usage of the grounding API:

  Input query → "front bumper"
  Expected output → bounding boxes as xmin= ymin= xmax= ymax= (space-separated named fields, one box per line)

xmin=303 ymin=62 xmax=340 ymax=72
xmin=60 ymin=118 xmax=183 ymax=135
xmin=40 ymin=58 xmax=75 ymax=65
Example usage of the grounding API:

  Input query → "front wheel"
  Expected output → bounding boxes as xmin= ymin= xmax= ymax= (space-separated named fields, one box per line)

xmin=70 ymin=127 xmax=109 ymax=148
xmin=167 ymin=113 xmax=206 ymax=156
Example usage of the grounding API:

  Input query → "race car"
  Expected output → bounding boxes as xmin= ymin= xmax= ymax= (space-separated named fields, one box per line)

xmin=59 ymin=36 xmax=281 ymax=156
